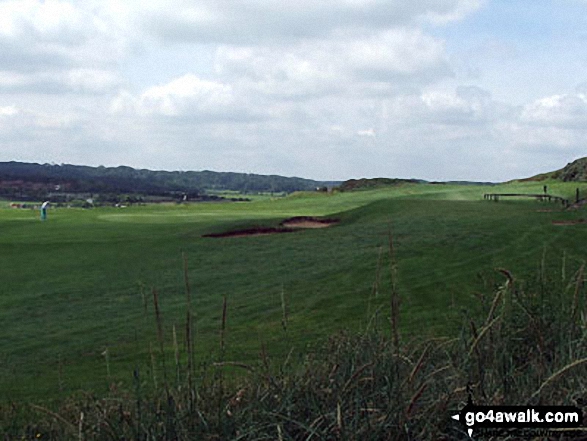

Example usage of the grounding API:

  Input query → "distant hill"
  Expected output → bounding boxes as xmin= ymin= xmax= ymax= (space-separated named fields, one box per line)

xmin=521 ymin=157 xmax=587 ymax=182
xmin=0 ymin=161 xmax=335 ymax=202
xmin=338 ymin=178 xmax=499 ymax=192
xmin=552 ymin=157 xmax=587 ymax=181
xmin=339 ymin=177 xmax=424 ymax=191
xmin=429 ymin=180 xmax=497 ymax=186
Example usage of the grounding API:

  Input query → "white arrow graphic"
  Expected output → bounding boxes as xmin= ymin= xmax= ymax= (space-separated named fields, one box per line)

xmin=452 ymin=414 xmax=474 ymax=438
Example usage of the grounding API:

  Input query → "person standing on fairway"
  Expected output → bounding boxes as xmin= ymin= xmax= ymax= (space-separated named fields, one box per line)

xmin=40 ymin=201 xmax=49 ymax=221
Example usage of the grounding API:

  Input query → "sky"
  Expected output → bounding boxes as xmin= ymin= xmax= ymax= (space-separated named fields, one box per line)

xmin=1 ymin=0 xmax=587 ymax=182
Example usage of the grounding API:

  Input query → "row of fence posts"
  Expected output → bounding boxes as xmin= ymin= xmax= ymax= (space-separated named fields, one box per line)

xmin=483 ymin=186 xmax=581 ymax=207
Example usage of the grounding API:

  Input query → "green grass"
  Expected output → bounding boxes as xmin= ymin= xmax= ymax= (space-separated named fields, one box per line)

xmin=205 ymin=189 xmax=288 ymax=201
xmin=3 ymin=257 xmax=586 ymax=440
xmin=1 ymin=181 xmax=587 ymax=401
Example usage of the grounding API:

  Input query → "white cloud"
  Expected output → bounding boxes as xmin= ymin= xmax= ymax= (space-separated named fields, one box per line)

xmin=111 ymin=74 xmax=262 ymax=121
xmin=214 ymin=45 xmax=340 ymax=99
xmin=66 ymin=69 xmax=120 ymax=93
xmin=357 ymin=128 xmax=376 ymax=138
xmin=422 ymin=91 xmax=469 ymax=112
xmin=347 ymin=29 xmax=449 ymax=78
xmin=0 ymin=69 xmax=120 ymax=94
xmin=0 ymin=0 xmax=84 ymax=40
xmin=138 ymin=74 xmax=233 ymax=116
xmin=520 ymin=93 xmax=587 ymax=128
xmin=0 ymin=103 xmax=81 ymax=129
xmin=214 ymin=28 xmax=451 ymax=101
xmin=0 ymin=0 xmax=133 ymax=77
xmin=0 ymin=105 xmax=18 ymax=117
xmin=138 ymin=0 xmax=483 ymax=44
xmin=423 ymin=0 xmax=484 ymax=24
xmin=418 ymin=86 xmax=498 ymax=124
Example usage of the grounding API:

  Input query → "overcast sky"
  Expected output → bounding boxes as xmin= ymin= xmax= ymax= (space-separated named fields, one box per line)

xmin=1 ymin=0 xmax=586 ymax=182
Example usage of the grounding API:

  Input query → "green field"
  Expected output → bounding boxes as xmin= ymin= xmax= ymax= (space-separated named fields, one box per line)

xmin=1 ymin=181 xmax=587 ymax=401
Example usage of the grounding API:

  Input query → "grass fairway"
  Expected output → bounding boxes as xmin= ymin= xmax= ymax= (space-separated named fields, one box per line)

xmin=1 ymin=181 xmax=587 ymax=401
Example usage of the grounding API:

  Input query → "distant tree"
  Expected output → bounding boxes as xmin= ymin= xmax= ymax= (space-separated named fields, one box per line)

xmin=0 ymin=161 xmax=333 ymax=198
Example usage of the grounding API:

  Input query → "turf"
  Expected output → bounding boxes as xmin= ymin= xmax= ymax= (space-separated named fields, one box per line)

xmin=1 ymin=180 xmax=586 ymax=401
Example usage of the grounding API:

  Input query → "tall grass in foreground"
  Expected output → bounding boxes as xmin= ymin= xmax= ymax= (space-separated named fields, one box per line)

xmin=2 ymin=255 xmax=587 ymax=440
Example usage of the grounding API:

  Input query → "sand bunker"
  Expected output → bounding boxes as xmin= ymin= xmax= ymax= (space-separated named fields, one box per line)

xmin=552 ymin=219 xmax=587 ymax=226
xmin=203 ymin=216 xmax=339 ymax=238
xmin=280 ymin=216 xmax=339 ymax=229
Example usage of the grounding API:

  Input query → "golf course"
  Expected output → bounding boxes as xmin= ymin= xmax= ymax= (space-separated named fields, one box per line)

xmin=2 ymin=179 xmax=586 ymax=405
xmin=6 ymin=0 xmax=587 ymax=436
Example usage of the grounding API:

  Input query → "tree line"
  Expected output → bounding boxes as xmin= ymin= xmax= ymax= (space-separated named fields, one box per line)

xmin=0 ymin=162 xmax=331 ymax=201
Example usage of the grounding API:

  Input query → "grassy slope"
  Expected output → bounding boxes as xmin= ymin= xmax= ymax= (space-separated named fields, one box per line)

xmin=1 ymin=181 xmax=586 ymax=401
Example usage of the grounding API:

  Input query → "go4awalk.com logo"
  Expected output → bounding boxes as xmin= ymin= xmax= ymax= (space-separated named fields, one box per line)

xmin=452 ymin=400 xmax=583 ymax=438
